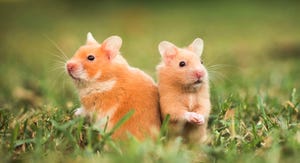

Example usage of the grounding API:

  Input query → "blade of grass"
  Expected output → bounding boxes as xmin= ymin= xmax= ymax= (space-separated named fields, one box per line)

xmin=107 ymin=109 xmax=135 ymax=136
xmin=160 ymin=114 xmax=170 ymax=140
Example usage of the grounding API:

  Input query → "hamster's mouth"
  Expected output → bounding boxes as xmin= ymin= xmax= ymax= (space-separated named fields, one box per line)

xmin=193 ymin=79 xmax=203 ymax=85
xmin=68 ymin=72 xmax=80 ymax=81
xmin=70 ymin=74 xmax=79 ymax=80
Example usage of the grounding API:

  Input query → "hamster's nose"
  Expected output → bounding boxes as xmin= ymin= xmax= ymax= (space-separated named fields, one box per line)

xmin=194 ymin=70 xmax=204 ymax=79
xmin=66 ymin=62 xmax=76 ymax=72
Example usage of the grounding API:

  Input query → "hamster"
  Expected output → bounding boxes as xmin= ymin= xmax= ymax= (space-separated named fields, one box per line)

xmin=66 ymin=33 xmax=161 ymax=140
xmin=156 ymin=38 xmax=211 ymax=143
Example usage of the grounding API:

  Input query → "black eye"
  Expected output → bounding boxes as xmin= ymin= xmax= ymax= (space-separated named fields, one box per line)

xmin=87 ymin=55 xmax=95 ymax=61
xmin=201 ymin=60 xmax=204 ymax=64
xmin=179 ymin=61 xmax=186 ymax=67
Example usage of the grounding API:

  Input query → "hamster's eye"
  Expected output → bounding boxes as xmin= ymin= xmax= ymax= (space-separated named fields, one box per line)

xmin=179 ymin=61 xmax=186 ymax=67
xmin=201 ymin=60 xmax=204 ymax=64
xmin=87 ymin=55 xmax=95 ymax=61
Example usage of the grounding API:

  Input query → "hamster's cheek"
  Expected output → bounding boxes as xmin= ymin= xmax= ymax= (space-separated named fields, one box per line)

xmin=88 ymin=70 xmax=102 ymax=81
xmin=79 ymin=72 xmax=89 ymax=80
xmin=74 ymin=65 xmax=89 ymax=80
xmin=180 ymin=70 xmax=191 ymax=83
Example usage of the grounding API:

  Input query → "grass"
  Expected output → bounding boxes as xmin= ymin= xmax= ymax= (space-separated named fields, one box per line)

xmin=0 ymin=0 xmax=300 ymax=162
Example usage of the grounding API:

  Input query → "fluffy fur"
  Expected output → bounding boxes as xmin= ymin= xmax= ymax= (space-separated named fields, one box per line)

xmin=157 ymin=38 xmax=211 ymax=143
xmin=66 ymin=33 xmax=161 ymax=140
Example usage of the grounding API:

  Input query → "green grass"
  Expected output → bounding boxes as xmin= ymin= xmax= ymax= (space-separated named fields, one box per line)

xmin=0 ymin=0 xmax=300 ymax=162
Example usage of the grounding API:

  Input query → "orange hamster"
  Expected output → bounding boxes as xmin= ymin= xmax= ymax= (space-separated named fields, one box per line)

xmin=66 ymin=33 xmax=161 ymax=140
xmin=156 ymin=38 xmax=211 ymax=143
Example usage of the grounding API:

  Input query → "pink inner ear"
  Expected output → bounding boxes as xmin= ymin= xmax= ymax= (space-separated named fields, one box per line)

xmin=188 ymin=45 xmax=194 ymax=51
xmin=166 ymin=47 xmax=177 ymax=57
xmin=164 ymin=56 xmax=174 ymax=65
xmin=188 ymin=44 xmax=199 ymax=54
xmin=100 ymin=42 xmax=114 ymax=60
xmin=188 ymin=38 xmax=203 ymax=56
xmin=163 ymin=47 xmax=177 ymax=64
xmin=101 ymin=37 xmax=122 ymax=60
xmin=106 ymin=50 xmax=118 ymax=60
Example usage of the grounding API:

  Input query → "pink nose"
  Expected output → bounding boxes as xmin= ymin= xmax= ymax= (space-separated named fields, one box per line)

xmin=194 ymin=70 xmax=204 ymax=79
xmin=66 ymin=62 xmax=76 ymax=72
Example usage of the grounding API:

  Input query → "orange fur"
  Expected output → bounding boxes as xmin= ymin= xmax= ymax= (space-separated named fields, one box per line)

xmin=66 ymin=33 xmax=161 ymax=140
xmin=157 ymin=38 xmax=211 ymax=143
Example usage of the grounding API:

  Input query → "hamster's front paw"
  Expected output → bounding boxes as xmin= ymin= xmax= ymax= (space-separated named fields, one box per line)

xmin=74 ymin=107 xmax=86 ymax=116
xmin=184 ymin=112 xmax=205 ymax=125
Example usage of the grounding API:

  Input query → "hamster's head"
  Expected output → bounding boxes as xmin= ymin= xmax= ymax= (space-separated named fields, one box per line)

xmin=66 ymin=32 xmax=125 ymax=84
xmin=158 ymin=38 xmax=208 ymax=88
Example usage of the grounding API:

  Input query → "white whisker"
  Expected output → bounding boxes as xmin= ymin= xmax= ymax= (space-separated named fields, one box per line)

xmin=44 ymin=35 xmax=69 ymax=61
xmin=206 ymin=63 xmax=238 ymax=85
xmin=207 ymin=64 xmax=235 ymax=69
xmin=47 ymin=59 xmax=66 ymax=73
xmin=50 ymin=60 xmax=67 ymax=66
xmin=49 ymin=53 xmax=67 ymax=63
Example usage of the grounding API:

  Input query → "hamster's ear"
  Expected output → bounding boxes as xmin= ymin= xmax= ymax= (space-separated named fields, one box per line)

xmin=189 ymin=38 xmax=204 ymax=56
xmin=86 ymin=32 xmax=98 ymax=45
xmin=158 ymin=41 xmax=178 ymax=63
xmin=101 ymin=35 xmax=122 ymax=60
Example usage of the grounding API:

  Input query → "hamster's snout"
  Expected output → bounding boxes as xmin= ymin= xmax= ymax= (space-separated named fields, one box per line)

xmin=192 ymin=70 xmax=205 ymax=85
xmin=194 ymin=70 xmax=205 ymax=79
xmin=66 ymin=62 xmax=80 ymax=80
xmin=66 ymin=62 xmax=77 ymax=73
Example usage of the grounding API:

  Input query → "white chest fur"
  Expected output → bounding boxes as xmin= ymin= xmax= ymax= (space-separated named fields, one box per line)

xmin=79 ymin=79 xmax=116 ymax=97
xmin=188 ymin=94 xmax=194 ymax=110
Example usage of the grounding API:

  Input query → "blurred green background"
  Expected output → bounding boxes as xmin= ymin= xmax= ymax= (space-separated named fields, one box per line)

xmin=0 ymin=0 xmax=299 ymax=109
